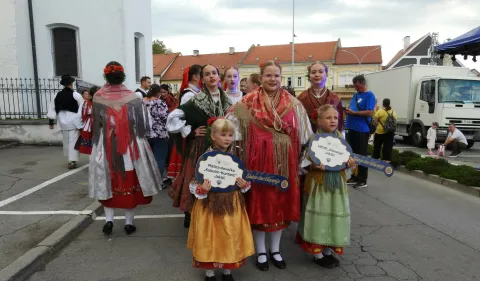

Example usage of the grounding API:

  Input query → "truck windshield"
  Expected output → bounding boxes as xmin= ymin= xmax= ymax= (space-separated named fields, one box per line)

xmin=438 ymin=79 xmax=480 ymax=104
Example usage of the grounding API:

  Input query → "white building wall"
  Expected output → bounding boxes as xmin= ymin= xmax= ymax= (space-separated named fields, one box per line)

xmin=0 ymin=0 xmax=19 ymax=77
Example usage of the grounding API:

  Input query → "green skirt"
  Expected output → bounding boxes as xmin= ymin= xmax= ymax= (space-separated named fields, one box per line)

xmin=297 ymin=170 xmax=351 ymax=249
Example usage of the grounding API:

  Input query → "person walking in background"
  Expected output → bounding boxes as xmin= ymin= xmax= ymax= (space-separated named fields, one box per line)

xmin=373 ymin=98 xmax=397 ymax=162
xmin=144 ymin=84 xmax=170 ymax=179
xmin=89 ymin=61 xmax=162 ymax=236
xmin=47 ymin=74 xmax=83 ymax=169
xmin=159 ymin=84 xmax=179 ymax=113
xmin=427 ymin=122 xmax=439 ymax=155
xmin=344 ymin=75 xmax=376 ymax=188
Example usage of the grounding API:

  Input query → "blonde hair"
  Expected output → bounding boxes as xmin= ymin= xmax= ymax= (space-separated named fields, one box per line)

xmin=307 ymin=61 xmax=329 ymax=81
xmin=211 ymin=119 xmax=235 ymax=135
xmin=316 ymin=104 xmax=338 ymax=120
xmin=260 ymin=60 xmax=282 ymax=75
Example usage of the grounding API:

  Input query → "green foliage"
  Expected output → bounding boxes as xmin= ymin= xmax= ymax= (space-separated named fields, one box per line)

xmin=440 ymin=165 xmax=480 ymax=187
xmin=152 ymin=39 xmax=172 ymax=55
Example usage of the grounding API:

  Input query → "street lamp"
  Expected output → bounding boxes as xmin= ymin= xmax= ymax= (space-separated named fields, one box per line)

xmin=291 ymin=0 xmax=295 ymax=89
xmin=339 ymin=46 xmax=382 ymax=64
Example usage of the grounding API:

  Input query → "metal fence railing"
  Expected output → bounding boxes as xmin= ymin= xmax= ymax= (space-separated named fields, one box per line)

xmin=0 ymin=78 xmax=96 ymax=120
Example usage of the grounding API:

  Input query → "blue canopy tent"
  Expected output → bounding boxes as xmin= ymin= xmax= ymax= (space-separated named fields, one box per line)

xmin=435 ymin=26 xmax=480 ymax=62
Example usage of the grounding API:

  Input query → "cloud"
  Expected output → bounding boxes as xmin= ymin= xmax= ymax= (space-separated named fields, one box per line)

xmin=151 ymin=0 xmax=480 ymax=68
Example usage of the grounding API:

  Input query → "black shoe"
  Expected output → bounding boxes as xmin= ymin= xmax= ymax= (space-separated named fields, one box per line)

xmin=255 ymin=253 xmax=269 ymax=271
xmin=353 ymin=181 xmax=367 ymax=188
xmin=184 ymin=212 xmax=191 ymax=228
xmin=346 ymin=178 xmax=357 ymax=185
xmin=449 ymin=153 xmax=458 ymax=158
xmin=124 ymin=224 xmax=137 ymax=235
xmin=222 ymin=274 xmax=234 ymax=281
xmin=102 ymin=221 xmax=113 ymax=235
xmin=326 ymin=254 xmax=340 ymax=266
xmin=204 ymin=276 xmax=216 ymax=281
xmin=313 ymin=256 xmax=337 ymax=269
xmin=269 ymin=251 xmax=286 ymax=269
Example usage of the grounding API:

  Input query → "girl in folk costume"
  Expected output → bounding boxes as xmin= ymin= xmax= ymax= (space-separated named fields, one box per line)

xmin=167 ymin=65 xmax=203 ymax=180
xmin=47 ymin=74 xmax=84 ymax=169
xmin=224 ymin=66 xmax=243 ymax=104
xmin=297 ymin=62 xmax=344 ymax=133
xmin=188 ymin=118 xmax=254 ymax=281
xmin=76 ymin=86 xmax=99 ymax=155
xmin=89 ymin=61 xmax=162 ymax=235
xmin=160 ymin=84 xmax=179 ymax=113
xmin=167 ymin=64 xmax=232 ymax=228
xmin=227 ymin=61 xmax=312 ymax=271
xmin=296 ymin=104 xmax=354 ymax=268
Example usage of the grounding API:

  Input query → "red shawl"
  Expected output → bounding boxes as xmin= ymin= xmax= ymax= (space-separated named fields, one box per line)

xmin=297 ymin=88 xmax=344 ymax=132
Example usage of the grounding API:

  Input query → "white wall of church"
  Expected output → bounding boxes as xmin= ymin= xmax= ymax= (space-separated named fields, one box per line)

xmin=0 ymin=0 xmax=152 ymax=90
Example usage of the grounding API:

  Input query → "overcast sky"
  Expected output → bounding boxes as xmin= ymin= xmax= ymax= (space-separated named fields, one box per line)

xmin=152 ymin=0 xmax=479 ymax=69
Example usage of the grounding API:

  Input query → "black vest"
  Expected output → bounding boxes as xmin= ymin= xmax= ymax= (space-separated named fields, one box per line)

xmin=135 ymin=88 xmax=147 ymax=98
xmin=54 ymin=87 xmax=79 ymax=114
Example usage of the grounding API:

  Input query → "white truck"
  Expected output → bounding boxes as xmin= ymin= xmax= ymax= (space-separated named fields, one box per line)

xmin=364 ymin=65 xmax=480 ymax=148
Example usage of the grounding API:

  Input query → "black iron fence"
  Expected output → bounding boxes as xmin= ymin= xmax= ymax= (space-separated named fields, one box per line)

xmin=0 ymin=78 xmax=96 ymax=120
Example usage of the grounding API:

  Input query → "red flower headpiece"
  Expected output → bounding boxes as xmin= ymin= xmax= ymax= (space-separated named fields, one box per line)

xmin=207 ymin=117 xmax=219 ymax=126
xmin=259 ymin=62 xmax=265 ymax=68
xmin=104 ymin=65 xmax=124 ymax=75
xmin=311 ymin=110 xmax=318 ymax=120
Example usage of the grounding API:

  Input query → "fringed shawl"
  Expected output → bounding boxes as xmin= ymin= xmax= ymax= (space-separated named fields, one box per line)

xmin=297 ymin=88 xmax=344 ymax=132
xmin=230 ymin=87 xmax=311 ymax=178
xmin=92 ymin=85 xmax=150 ymax=178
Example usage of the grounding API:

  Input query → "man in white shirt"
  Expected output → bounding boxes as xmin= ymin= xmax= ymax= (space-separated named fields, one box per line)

xmin=47 ymin=75 xmax=83 ymax=169
xmin=135 ymin=76 xmax=151 ymax=98
xmin=444 ymin=123 xmax=468 ymax=157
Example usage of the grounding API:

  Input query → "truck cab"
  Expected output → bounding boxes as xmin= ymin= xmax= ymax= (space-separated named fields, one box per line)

xmin=413 ymin=76 xmax=480 ymax=148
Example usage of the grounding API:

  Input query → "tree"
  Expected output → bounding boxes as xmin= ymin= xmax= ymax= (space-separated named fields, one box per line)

xmin=152 ymin=39 xmax=172 ymax=54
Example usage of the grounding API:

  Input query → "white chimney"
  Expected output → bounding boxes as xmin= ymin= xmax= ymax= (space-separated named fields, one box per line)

xmin=229 ymin=47 xmax=235 ymax=55
xmin=193 ymin=50 xmax=199 ymax=56
xmin=403 ymin=36 xmax=411 ymax=51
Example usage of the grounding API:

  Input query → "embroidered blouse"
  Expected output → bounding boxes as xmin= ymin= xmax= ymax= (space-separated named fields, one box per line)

xmin=144 ymin=98 xmax=169 ymax=139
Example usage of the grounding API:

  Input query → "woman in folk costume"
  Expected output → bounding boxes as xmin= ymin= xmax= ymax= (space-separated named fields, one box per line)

xmin=89 ymin=61 xmax=162 ymax=235
xmin=167 ymin=65 xmax=203 ymax=180
xmin=227 ymin=61 xmax=312 ymax=271
xmin=188 ymin=118 xmax=254 ymax=281
xmin=167 ymin=64 xmax=232 ymax=229
xmin=223 ymin=66 xmax=243 ymax=104
xmin=76 ymin=86 xmax=99 ymax=155
xmin=160 ymin=84 xmax=179 ymax=113
xmin=47 ymin=74 xmax=83 ymax=169
xmin=297 ymin=62 xmax=344 ymax=133
xmin=296 ymin=104 xmax=354 ymax=269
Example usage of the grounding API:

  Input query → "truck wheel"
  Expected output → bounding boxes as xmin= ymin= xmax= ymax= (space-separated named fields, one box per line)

xmin=402 ymin=136 xmax=412 ymax=144
xmin=411 ymin=126 xmax=425 ymax=148
xmin=467 ymin=141 xmax=474 ymax=149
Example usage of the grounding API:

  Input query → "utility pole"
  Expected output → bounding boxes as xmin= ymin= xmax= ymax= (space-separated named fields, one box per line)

xmin=291 ymin=0 xmax=295 ymax=90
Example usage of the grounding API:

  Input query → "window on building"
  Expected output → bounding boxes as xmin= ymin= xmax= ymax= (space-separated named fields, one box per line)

xmin=134 ymin=36 xmax=140 ymax=82
xmin=287 ymin=77 xmax=292 ymax=87
xmin=173 ymin=84 xmax=178 ymax=92
xmin=297 ymin=77 xmax=302 ymax=87
xmin=52 ymin=27 xmax=78 ymax=77
xmin=338 ymin=72 xmax=355 ymax=87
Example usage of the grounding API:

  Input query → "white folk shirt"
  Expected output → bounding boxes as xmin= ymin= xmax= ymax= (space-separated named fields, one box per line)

xmin=135 ymin=88 xmax=147 ymax=99
xmin=47 ymin=91 xmax=83 ymax=131
xmin=447 ymin=128 xmax=468 ymax=145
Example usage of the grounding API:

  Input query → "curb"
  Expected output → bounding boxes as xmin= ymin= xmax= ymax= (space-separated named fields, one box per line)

xmin=395 ymin=166 xmax=480 ymax=198
xmin=0 ymin=142 xmax=19 ymax=149
xmin=0 ymin=201 xmax=103 ymax=281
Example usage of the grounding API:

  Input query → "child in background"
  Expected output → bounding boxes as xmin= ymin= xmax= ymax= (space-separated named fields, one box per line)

xmin=427 ymin=122 xmax=439 ymax=155
xmin=187 ymin=118 xmax=254 ymax=281
xmin=296 ymin=104 xmax=355 ymax=269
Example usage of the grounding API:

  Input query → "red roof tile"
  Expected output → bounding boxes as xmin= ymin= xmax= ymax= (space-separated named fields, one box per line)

xmin=161 ymin=52 xmax=246 ymax=81
xmin=240 ymin=41 xmax=338 ymax=65
xmin=153 ymin=53 xmax=180 ymax=76
xmin=335 ymin=46 xmax=382 ymax=65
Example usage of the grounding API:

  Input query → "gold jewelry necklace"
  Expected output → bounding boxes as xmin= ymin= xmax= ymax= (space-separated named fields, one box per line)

xmin=311 ymin=87 xmax=327 ymax=99
xmin=265 ymin=89 xmax=283 ymax=131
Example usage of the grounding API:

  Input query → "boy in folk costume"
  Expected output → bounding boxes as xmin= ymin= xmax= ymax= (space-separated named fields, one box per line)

xmin=296 ymin=104 xmax=355 ymax=268
xmin=76 ymin=86 xmax=99 ymax=155
xmin=188 ymin=118 xmax=254 ymax=281
xmin=47 ymin=74 xmax=83 ymax=169
xmin=89 ymin=61 xmax=162 ymax=235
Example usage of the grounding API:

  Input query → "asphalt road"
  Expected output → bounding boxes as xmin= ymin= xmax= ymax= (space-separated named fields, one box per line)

xmin=20 ymin=150 xmax=480 ymax=281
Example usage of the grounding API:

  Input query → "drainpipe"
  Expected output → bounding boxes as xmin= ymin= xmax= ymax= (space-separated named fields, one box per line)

xmin=27 ymin=0 xmax=41 ymax=119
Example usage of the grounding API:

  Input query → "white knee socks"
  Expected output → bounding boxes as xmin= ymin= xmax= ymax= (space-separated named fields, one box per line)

xmin=205 ymin=270 xmax=214 ymax=277
xmin=104 ymin=207 xmax=114 ymax=222
xmin=253 ymin=230 xmax=267 ymax=263
xmin=322 ymin=247 xmax=332 ymax=256
xmin=270 ymin=230 xmax=283 ymax=261
xmin=125 ymin=208 xmax=135 ymax=225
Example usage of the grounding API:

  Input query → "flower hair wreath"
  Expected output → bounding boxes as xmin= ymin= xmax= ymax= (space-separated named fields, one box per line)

xmin=104 ymin=65 xmax=124 ymax=75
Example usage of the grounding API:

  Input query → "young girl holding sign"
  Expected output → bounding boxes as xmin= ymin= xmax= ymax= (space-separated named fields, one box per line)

xmin=187 ymin=118 xmax=255 ymax=281
xmin=296 ymin=104 xmax=355 ymax=269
